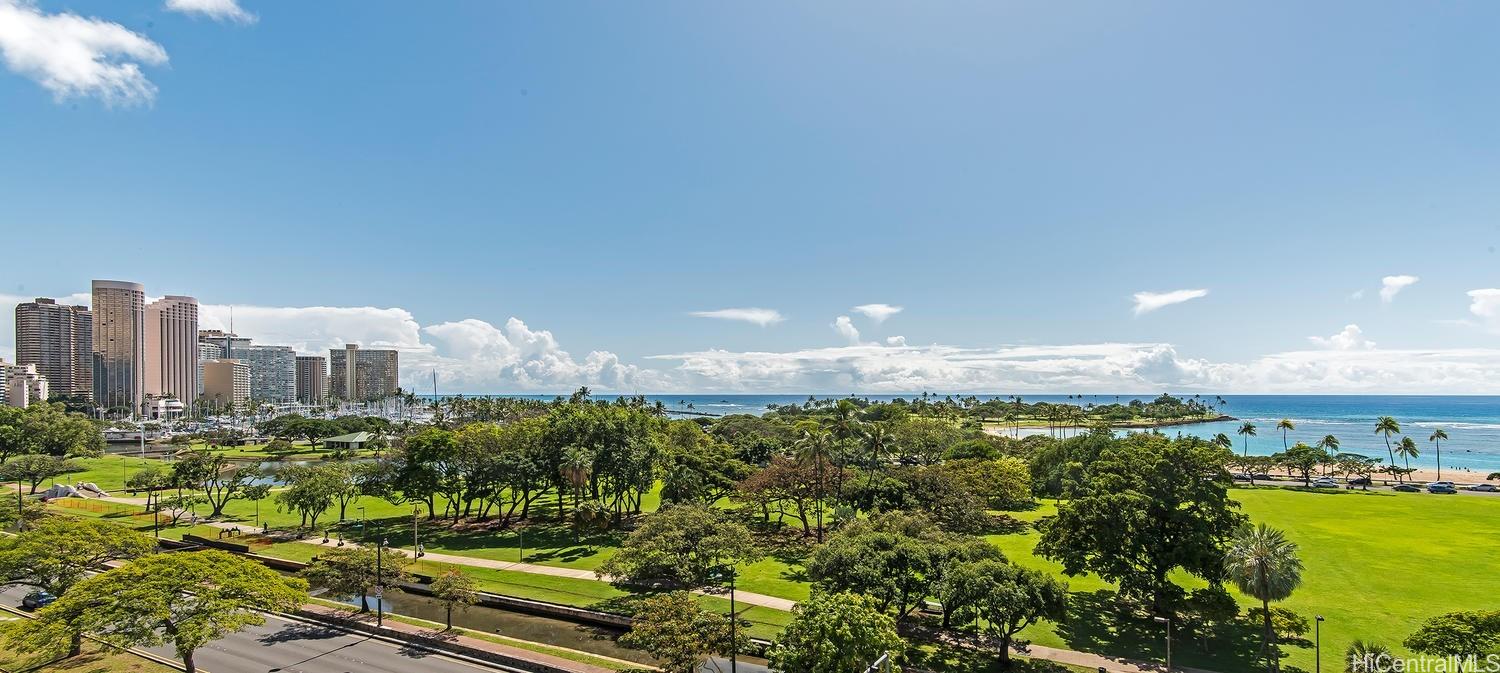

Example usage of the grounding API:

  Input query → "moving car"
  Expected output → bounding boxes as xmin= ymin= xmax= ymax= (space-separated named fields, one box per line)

xmin=1311 ymin=476 xmax=1339 ymax=488
xmin=1468 ymin=483 xmax=1499 ymax=492
xmin=1349 ymin=476 xmax=1372 ymax=486
xmin=1427 ymin=481 xmax=1458 ymax=494
xmin=1392 ymin=483 xmax=1420 ymax=492
xmin=21 ymin=590 xmax=55 ymax=610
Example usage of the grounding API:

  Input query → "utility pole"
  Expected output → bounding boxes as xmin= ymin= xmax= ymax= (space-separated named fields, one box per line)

xmin=376 ymin=537 xmax=387 ymax=627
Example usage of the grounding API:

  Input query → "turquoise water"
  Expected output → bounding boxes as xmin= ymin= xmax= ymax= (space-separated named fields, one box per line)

xmin=422 ymin=394 xmax=1500 ymax=473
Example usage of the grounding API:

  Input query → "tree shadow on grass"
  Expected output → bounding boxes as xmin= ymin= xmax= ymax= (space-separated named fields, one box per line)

xmin=356 ymin=516 xmax=621 ymax=565
xmin=1057 ymin=590 xmax=1265 ymax=673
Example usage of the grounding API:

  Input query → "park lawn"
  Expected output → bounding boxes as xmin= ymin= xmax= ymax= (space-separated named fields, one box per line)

xmin=982 ymin=488 xmax=1500 ymax=673
xmin=48 ymin=455 xmax=158 ymax=493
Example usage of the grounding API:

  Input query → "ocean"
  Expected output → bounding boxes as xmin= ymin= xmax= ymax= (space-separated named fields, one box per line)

xmin=424 ymin=394 xmax=1500 ymax=473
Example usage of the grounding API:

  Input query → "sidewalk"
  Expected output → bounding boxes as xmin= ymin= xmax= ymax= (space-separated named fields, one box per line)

xmin=298 ymin=603 xmax=632 ymax=673
xmin=203 ymin=519 xmax=798 ymax=612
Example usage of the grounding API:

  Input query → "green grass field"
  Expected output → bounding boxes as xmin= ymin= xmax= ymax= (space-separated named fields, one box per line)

xmin=0 ymin=641 xmax=178 ymax=673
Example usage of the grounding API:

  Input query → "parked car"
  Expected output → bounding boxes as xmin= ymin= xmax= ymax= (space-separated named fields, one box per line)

xmin=21 ymin=590 xmax=55 ymax=610
xmin=1427 ymin=481 xmax=1458 ymax=494
xmin=1232 ymin=472 xmax=1253 ymax=481
xmin=1311 ymin=476 xmax=1339 ymax=488
xmin=1349 ymin=476 xmax=1372 ymax=486
xmin=1252 ymin=473 xmax=1273 ymax=481
xmin=1392 ymin=483 xmax=1420 ymax=492
xmin=1468 ymin=483 xmax=1499 ymax=492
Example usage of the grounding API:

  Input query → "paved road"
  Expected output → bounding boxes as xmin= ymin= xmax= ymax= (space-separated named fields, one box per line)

xmin=0 ymin=585 xmax=509 ymax=673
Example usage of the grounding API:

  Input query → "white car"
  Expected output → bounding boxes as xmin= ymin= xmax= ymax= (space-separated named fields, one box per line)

xmin=1311 ymin=477 xmax=1339 ymax=488
xmin=1468 ymin=483 xmax=1499 ymax=492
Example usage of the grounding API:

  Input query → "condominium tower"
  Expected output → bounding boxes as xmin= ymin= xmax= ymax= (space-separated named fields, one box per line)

xmin=145 ymin=295 xmax=199 ymax=409
xmin=296 ymin=355 xmax=327 ymax=405
xmin=91 ymin=280 xmax=146 ymax=415
xmin=240 ymin=344 xmax=296 ymax=403
xmin=14 ymin=297 xmax=92 ymax=400
xmin=328 ymin=344 xmax=399 ymax=401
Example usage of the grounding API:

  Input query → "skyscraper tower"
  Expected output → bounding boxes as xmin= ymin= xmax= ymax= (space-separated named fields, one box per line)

xmin=91 ymin=280 xmax=146 ymax=416
xmin=15 ymin=297 xmax=92 ymax=400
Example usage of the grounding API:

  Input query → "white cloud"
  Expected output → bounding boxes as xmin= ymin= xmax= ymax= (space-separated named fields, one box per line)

xmin=1307 ymin=324 xmax=1375 ymax=351
xmin=1132 ymin=288 xmax=1208 ymax=316
xmin=164 ymin=0 xmax=256 ymax=24
xmin=0 ymin=0 xmax=168 ymax=105
xmin=688 ymin=308 xmax=785 ymax=327
xmin=1468 ymin=289 xmax=1500 ymax=333
xmin=833 ymin=316 xmax=862 ymax=345
xmin=1349 ymin=289 xmax=1366 ymax=301
xmin=852 ymin=303 xmax=903 ymax=323
xmin=885 ymin=336 xmax=907 ymax=347
xmin=649 ymin=341 xmax=1500 ymax=394
xmin=1380 ymin=275 xmax=1419 ymax=303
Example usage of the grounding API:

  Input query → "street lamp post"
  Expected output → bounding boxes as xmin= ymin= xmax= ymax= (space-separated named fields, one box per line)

xmin=358 ymin=506 xmax=366 ymax=541
xmin=15 ymin=478 xmax=23 ymax=531
xmin=412 ymin=504 xmax=420 ymax=556
xmin=715 ymin=566 xmax=738 ymax=673
xmin=376 ymin=537 xmax=387 ymax=627
xmin=1315 ymin=615 xmax=1325 ymax=673
xmin=1153 ymin=616 xmax=1172 ymax=672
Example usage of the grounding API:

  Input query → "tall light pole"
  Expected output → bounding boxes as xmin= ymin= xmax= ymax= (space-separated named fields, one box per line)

xmin=1315 ymin=615 xmax=1325 ymax=673
xmin=715 ymin=565 xmax=738 ymax=673
xmin=376 ymin=537 xmax=387 ymax=627
xmin=412 ymin=504 xmax=420 ymax=556
xmin=1153 ymin=616 xmax=1172 ymax=672
xmin=358 ymin=506 xmax=366 ymax=541
xmin=15 ymin=478 xmax=23 ymax=532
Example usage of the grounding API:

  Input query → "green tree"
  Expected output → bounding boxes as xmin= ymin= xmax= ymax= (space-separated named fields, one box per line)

xmin=944 ymin=559 xmax=1068 ymax=665
xmin=619 ymin=592 xmax=745 ymax=673
xmin=0 ymin=518 xmax=157 ymax=655
xmin=1403 ymin=611 xmax=1500 ymax=673
xmin=1275 ymin=419 xmax=1295 ymax=449
xmin=1037 ymin=434 xmax=1245 ymax=615
xmin=1225 ymin=524 xmax=1304 ymax=673
xmin=793 ymin=424 xmax=835 ymax=542
xmin=1374 ymin=416 xmax=1401 ymax=480
xmin=0 ymin=455 xmax=84 ymax=493
xmin=597 ymin=504 xmax=759 ymax=590
xmin=126 ymin=462 xmax=171 ymax=512
xmin=275 ymin=464 xmax=340 ymax=529
xmin=171 ymin=450 xmax=256 ymax=517
xmin=301 ymin=545 xmax=412 ymax=612
xmin=768 ymin=592 xmax=904 ymax=673
xmin=429 ymin=569 xmax=478 ymax=630
xmin=807 ymin=511 xmax=975 ymax=621
xmin=1238 ymin=421 xmax=1257 ymax=457
xmin=1281 ymin=443 xmax=1327 ymax=487
xmin=1429 ymin=428 xmax=1449 ymax=481
xmin=3 ymin=550 xmax=306 ymax=673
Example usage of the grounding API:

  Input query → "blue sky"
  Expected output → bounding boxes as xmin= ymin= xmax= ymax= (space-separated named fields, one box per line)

xmin=3 ymin=0 xmax=1500 ymax=393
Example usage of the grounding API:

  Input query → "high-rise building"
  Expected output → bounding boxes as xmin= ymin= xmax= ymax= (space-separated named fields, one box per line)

xmin=0 ymin=360 xmax=49 ymax=408
xmin=296 ymin=355 xmax=327 ymax=405
xmin=328 ymin=344 xmax=399 ymax=401
xmin=15 ymin=297 xmax=92 ymax=401
xmin=197 ymin=330 xmax=251 ymax=359
xmin=91 ymin=280 xmax=146 ymax=416
xmin=197 ymin=341 xmax=223 ymax=398
xmin=145 ymin=295 xmax=199 ymax=409
xmin=201 ymin=359 xmax=250 ymax=408
xmin=240 ymin=344 xmax=296 ymax=403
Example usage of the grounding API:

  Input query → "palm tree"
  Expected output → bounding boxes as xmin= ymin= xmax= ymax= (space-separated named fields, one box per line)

xmin=1374 ymin=416 xmax=1401 ymax=480
xmin=1429 ymin=428 xmax=1449 ymax=481
xmin=795 ymin=427 xmax=834 ymax=542
xmin=1345 ymin=641 xmax=1392 ymax=673
xmin=861 ymin=422 xmax=893 ymax=487
xmin=560 ymin=446 xmax=593 ymax=523
xmin=1275 ymin=418 xmax=1295 ymax=449
xmin=1238 ymin=421 xmax=1258 ymax=457
xmin=1213 ymin=433 xmax=1233 ymax=450
xmin=1396 ymin=436 xmax=1419 ymax=480
xmin=1226 ymin=524 xmax=1304 ymax=673
xmin=1317 ymin=435 xmax=1340 ymax=475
